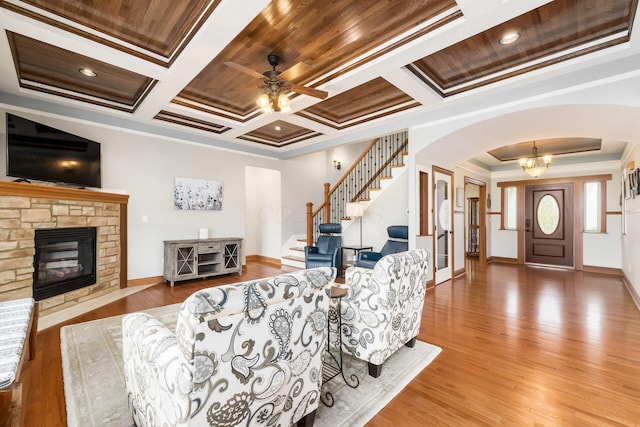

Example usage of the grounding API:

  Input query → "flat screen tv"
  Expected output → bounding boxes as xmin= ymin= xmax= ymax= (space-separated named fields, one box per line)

xmin=6 ymin=113 xmax=101 ymax=188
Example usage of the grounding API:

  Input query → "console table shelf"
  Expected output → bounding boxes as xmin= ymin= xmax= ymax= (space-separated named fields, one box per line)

xmin=163 ymin=238 xmax=242 ymax=286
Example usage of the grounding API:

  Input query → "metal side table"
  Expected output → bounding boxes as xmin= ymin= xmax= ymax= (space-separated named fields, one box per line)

xmin=321 ymin=285 xmax=359 ymax=407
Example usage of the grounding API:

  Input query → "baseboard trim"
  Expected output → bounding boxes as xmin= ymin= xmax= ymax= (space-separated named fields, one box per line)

xmin=582 ymin=265 xmax=622 ymax=276
xmin=246 ymin=255 xmax=281 ymax=267
xmin=127 ymin=276 xmax=163 ymax=287
xmin=621 ymin=270 xmax=640 ymax=312
xmin=454 ymin=267 xmax=466 ymax=278
xmin=487 ymin=256 xmax=518 ymax=264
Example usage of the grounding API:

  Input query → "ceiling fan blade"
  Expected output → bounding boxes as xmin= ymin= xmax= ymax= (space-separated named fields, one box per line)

xmin=279 ymin=62 xmax=312 ymax=82
xmin=224 ymin=61 xmax=265 ymax=79
xmin=290 ymin=83 xmax=328 ymax=99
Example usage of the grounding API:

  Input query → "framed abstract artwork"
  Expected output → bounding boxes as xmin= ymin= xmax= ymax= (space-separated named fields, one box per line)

xmin=174 ymin=176 xmax=223 ymax=210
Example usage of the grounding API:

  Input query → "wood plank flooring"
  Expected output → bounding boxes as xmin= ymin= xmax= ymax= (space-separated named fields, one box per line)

xmin=21 ymin=261 xmax=640 ymax=426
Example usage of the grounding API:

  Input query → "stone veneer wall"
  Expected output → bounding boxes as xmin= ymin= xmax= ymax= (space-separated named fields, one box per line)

xmin=0 ymin=195 xmax=121 ymax=316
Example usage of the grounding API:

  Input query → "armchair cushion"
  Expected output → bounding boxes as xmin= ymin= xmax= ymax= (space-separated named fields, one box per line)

xmin=123 ymin=267 xmax=336 ymax=427
xmin=355 ymin=225 xmax=408 ymax=268
xmin=305 ymin=223 xmax=342 ymax=271
xmin=341 ymin=249 xmax=431 ymax=371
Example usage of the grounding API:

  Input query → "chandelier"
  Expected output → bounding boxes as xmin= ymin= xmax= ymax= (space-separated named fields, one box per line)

xmin=519 ymin=141 xmax=552 ymax=178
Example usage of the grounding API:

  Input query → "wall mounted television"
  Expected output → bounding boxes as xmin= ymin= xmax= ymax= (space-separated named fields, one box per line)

xmin=6 ymin=113 xmax=101 ymax=188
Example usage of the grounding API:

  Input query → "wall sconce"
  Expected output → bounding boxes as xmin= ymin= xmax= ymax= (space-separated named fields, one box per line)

xmin=333 ymin=159 xmax=341 ymax=170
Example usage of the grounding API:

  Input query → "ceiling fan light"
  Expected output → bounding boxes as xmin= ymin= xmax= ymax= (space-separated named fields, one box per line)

xmin=256 ymin=94 xmax=270 ymax=108
xmin=277 ymin=94 xmax=291 ymax=111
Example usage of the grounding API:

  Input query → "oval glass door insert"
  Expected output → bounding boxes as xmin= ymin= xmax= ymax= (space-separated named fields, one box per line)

xmin=537 ymin=195 xmax=560 ymax=235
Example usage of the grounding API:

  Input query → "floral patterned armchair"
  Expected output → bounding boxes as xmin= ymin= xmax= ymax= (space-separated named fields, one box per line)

xmin=340 ymin=249 xmax=431 ymax=378
xmin=122 ymin=267 xmax=336 ymax=427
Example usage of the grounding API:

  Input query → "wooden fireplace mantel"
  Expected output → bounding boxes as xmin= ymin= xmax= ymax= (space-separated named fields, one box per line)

xmin=0 ymin=180 xmax=130 ymax=288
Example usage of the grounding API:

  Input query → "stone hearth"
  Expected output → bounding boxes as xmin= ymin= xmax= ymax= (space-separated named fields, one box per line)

xmin=0 ymin=181 xmax=128 ymax=316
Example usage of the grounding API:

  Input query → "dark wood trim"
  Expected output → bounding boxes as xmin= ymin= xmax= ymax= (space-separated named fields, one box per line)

xmin=236 ymin=132 xmax=322 ymax=148
xmin=171 ymin=98 xmax=261 ymax=123
xmin=488 ymin=256 xmax=519 ymax=264
xmin=582 ymin=265 xmax=622 ymax=276
xmin=127 ymin=276 xmax=163 ymax=287
xmin=464 ymin=176 xmax=487 ymax=266
xmin=607 ymin=211 xmax=623 ymax=215
xmin=154 ymin=111 xmax=231 ymax=134
xmin=120 ymin=203 xmax=128 ymax=289
xmin=246 ymin=255 xmax=281 ymax=267
xmin=621 ymin=270 xmax=640 ymax=311
xmin=419 ymin=171 xmax=429 ymax=236
xmin=454 ymin=267 xmax=465 ymax=277
xmin=497 ymin=174 xmax=612 ymax=187
xmin=0 ymin=181 xmax=129 ymax=204
xmin=295 ymin=102 xmax=421 ymax=130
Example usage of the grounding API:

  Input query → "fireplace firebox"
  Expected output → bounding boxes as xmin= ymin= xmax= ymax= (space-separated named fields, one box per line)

xmin=33 ymin=227 xmax=97 ymax=301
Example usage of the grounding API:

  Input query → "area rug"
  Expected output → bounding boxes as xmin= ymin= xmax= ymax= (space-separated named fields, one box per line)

xmin=61 ymin=304 xmax=441 ymax=427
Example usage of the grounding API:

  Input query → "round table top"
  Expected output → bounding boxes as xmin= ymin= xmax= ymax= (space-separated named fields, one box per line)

xmin=329 ymin=286 xmax=348 ymax=298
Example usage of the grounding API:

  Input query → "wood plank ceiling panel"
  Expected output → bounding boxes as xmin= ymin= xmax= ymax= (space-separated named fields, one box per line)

xmin=409 ymin=0 xmax=637 ymax=96
xmin=7 ymin=32 xmax=155 ymax=112
xmin=0 ymin=0 xmax=220 ymax=64
xmin=488 ymin=138 xmax=603 ymax=161
xmin=237 ymin=120 xmax=321 ymax=147
xmin=297 ymin=77 xmax=420 ymax=129
xmin=176 ymin=0 xmax=457 ymax=119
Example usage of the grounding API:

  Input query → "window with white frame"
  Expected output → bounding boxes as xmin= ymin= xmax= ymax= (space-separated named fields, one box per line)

xmin=584 ymin=181 xmax=601 ymax=232
xmin=504 ymin=186 xmax=517 ymax=230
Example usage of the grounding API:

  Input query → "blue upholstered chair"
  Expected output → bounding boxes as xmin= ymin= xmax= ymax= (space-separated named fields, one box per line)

xmin=305 ymin=223 xmax=342 ymax=272
xmin=355 ymin=225 xmax=408 ymax=269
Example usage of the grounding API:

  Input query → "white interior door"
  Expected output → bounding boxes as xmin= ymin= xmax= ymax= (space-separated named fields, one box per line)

xmin=434 ymin=168 xmax=453 ymax=284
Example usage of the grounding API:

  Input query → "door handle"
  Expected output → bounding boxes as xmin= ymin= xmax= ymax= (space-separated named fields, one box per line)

xmin=525 ymin=218 xmax=531 ymax=232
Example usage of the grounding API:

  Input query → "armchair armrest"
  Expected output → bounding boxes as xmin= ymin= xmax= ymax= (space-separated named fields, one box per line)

xmin=122 ymin=313 xmax=188 ymax=426
xmin=357 ymin=251 xmax=382 ymax=262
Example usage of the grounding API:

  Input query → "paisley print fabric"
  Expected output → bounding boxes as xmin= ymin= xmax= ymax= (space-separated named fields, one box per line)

xmin=340 ymin=249 xmax=431 ymax=367
xmin=122 ymin=267 xmax=336 ymax=427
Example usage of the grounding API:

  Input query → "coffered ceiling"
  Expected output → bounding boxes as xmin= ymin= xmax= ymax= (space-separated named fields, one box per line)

xmin=0 ymin=0 xmax=638 ymax=157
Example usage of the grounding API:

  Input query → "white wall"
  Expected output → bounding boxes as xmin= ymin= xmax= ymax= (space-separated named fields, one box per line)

xmin=245 ymin=166 xmax=281 ymax=259
xmin=358 ymin=170 xmax=409 ymax=251
xmin=621 ymin=143 xmax=640 ymax=297
xmin=0 ymin=109 xmax=327 ymax=280
xmin=280 ymin=150 xmax=327 ymax=243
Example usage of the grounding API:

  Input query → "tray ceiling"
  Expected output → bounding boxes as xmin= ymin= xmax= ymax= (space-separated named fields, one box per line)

xmin=0 ymin=0 xmax=637 ymax=156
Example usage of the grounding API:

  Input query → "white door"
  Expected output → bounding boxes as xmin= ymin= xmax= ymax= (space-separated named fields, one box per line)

xmin=434 ymin=168 xmax=453 ymax=284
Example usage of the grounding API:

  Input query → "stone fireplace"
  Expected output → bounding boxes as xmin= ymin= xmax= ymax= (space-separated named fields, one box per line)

xmin=0 ymin=181 xmax=128 ymax=316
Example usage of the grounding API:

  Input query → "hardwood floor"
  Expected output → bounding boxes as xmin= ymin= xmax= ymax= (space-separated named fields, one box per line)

xmin=22 ymin=261 xmax=640 ymax=426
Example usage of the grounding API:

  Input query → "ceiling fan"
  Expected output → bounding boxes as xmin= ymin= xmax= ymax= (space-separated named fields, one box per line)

xmin=224 ymin=54 xmax=328 ymax=113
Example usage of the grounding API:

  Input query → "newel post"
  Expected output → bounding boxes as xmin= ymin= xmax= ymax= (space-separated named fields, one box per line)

xmin=306 ymin=202 xmax=313 ymax=246
xmin=323 ymin=183 xmax=330 ymax=223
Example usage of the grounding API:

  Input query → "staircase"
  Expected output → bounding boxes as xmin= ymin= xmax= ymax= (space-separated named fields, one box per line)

xmin=282 ymin=130 xmax=409 ymax=269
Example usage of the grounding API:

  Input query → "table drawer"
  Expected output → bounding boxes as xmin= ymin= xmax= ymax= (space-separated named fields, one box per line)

xmin=198 ymin=242 xmax=222 ymax=253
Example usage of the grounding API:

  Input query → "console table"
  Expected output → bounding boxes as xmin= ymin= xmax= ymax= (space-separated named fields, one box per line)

xmin=163 ymin=238 xmax=242 ymax=286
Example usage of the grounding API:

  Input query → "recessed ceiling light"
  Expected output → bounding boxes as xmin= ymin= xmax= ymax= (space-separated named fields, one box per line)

xmin=274 ymin=125 xmax=282 ymax=131
xmin=499 ymin=31 xmax=521 ymax=45
xmin=78 ymin=68 xmax=97 ymax=77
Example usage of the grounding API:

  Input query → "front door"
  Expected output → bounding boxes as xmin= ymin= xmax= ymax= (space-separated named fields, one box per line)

xmin=525 ymin=183 xmax=574 ymax=267
xmin=434 ymin=167 xmax=453 ymax=284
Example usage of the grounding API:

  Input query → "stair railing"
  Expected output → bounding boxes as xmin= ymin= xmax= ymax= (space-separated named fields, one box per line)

xmin=306 ymin=130 xmax=408 ymax=245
